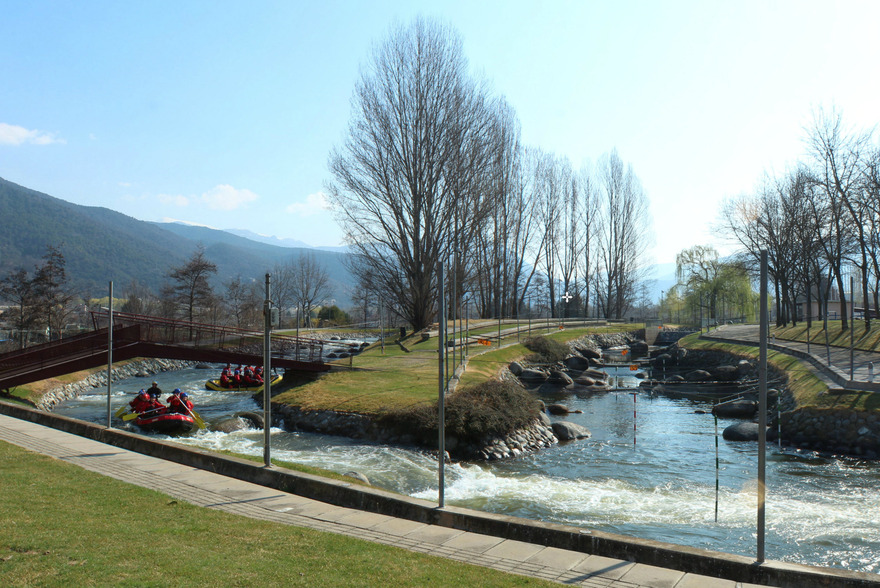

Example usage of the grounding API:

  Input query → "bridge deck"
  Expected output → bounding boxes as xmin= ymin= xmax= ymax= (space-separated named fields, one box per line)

xmin=0 ymin=314 xmax=329 ymax=390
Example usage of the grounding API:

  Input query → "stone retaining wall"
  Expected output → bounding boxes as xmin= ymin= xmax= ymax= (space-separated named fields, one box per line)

xmin=272 ymin=402 xmax=558 ymax=461
xmin=781 ymin=408 xmax=880 ymax=459
xmin=38 ymin=359 xmax=196 ymax=411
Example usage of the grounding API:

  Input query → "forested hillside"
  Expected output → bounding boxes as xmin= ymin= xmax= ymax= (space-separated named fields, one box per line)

xmin=0 ymin=177 xmax=353 ymax=305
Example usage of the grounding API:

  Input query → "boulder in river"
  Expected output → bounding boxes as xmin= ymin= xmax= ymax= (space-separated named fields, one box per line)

xmin=563 ymin=355 xmax=590 ymax=371
xmin=653 ymin=353 xmax=673 ymax=366
xmin=574 ymin=346 xmax=601 ymax=360
xmin=551 ymin=421 xmax=592 ymax=441
xmin=629 ymin=340 xmax=648 ymax=355
xmin=520 ymin=368 xmax=549 ymax=382
xmin=508 ymin=361 xmax=524 ymax=376
xmin=737 ymin=360 xmax=754 ymax=377
xmin=722 ymin=422 xmax=777 ymax=441
xmin=548 ymin=369 xmax=574 ymax=387
xmin=685 ymin=369 xmax=712 ymax=381
xmin=547 ymin=403 xmax=574 ymax=415
xmin=712 ymin=365 xmax=739 ymax=381
xmin=712 ymin=400 xmax=758 ymax=418
xmin=582 ymin=368 xmax=608 ymax=381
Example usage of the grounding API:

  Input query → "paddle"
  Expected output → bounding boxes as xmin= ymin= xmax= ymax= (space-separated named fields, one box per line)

xmin=114 ymin=405 xmax=129 ymax=418
xmin=180 ymin=400 xmax=206 ymax=429
xmin=122 ymin=407 xmax=163 ymax=421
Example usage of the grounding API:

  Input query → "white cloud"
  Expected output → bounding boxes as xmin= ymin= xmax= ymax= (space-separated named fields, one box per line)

xmin=160 ymin=217 xmax=218 ymax=229
xmin=200 ymin=184 xmax=258 ymax=210
xmin=285 ymin=191 xmax=332 ymax=216
xmin=158 ymin=193 xmax=190 ymax=207
xmin=0 ymin=122 xmax=64 ymax=145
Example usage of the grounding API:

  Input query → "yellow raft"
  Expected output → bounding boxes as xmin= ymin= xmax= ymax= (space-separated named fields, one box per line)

xmin=205 ymin=373 xmax=282 ymax=392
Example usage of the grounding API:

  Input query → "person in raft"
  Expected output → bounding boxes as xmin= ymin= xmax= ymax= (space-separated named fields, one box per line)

xmin=129 ymin=390 xmax=152 ymax=413
xmin=167 ymin=389 xmax=193 ymax=414
xmin=218 ymin=364 xmax=231 ymax=388
xmin=146 ymin=388 xmax=166 ymax=413
xmin=146 ymin=381 xmax=163 ymax=397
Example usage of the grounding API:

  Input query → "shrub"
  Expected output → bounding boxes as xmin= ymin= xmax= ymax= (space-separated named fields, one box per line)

xmin=522 ymin=336 xmax=569 ymax=364
xmin=378 ymin=380 xmax=541 ymax=449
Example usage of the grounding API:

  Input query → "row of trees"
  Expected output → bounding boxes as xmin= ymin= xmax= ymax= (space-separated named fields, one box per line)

xmin=328 ymin=18 xmax=652 ymax=331
xmin=123 ymin=246 xmax=335 ymax=330
xmin=0 ymin=244 xmax=339 ymax=350
xmin=0 ymin=246 xmax=76 ymax=348
xmin=719 ymin=108 xmax=880 ymax=331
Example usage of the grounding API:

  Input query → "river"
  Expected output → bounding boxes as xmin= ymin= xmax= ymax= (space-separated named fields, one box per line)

xmin=54 ymin=366 xmax=880 ymax=574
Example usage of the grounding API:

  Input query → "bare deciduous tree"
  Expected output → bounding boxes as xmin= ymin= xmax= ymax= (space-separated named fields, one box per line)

xmin=594 ymin=150 xmax=651 ymax=319
xmin=290 ymin=253 xmax=331 ymax=328
xmin=164 ymin=244 xmax=217 ymax=325
xmin=328 ymin=17 xmax=492 ymax=330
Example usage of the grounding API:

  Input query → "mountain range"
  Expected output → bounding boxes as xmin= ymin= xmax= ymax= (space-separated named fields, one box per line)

xmin=0 ymin=177 xmax=354 ymax=306
xmin=0 ymin=176 xmax=677 ymax=309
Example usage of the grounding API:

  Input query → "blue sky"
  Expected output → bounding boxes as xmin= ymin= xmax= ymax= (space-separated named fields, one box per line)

xmin=2 ymin=0 xmax=879 ymax=267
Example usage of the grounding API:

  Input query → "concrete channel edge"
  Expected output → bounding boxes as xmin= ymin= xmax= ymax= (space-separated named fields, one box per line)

xmin=2 ymin=400 xmax=878 ymax=588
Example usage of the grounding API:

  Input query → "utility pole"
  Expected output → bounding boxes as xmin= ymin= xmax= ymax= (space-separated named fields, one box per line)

xmin=263 ymin=273 xmax=272 ymax=468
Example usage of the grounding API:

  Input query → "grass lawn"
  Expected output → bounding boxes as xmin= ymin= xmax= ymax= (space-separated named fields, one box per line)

xmin=3 ymin=359 xmax=147 ymax=406
xmin=680 ymin=333 xmax=880 ymax=413
xmin=0 ymin=442 xmax=554 ymax=587
xmin=773 ymin=319 xmax=880 ymax=352
xmin=275 ymin=323 xmax=643 ymax=414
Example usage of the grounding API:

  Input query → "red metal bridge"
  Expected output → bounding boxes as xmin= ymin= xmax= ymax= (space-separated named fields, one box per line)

xmin=0 ymin=311 xmax=329 ymax=391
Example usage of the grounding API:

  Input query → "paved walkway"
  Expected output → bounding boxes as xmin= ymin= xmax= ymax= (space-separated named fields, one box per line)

xmin=706 ymin=324 xmax=880 ymax=392
xmin=0 ymin=413 xmax=766 ymax=588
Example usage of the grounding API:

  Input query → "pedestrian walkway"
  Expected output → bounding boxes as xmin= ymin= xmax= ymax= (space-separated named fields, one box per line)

xmin=706 ymin=324 xmax=880 ymax=392
xmin=0 ymin=413 xmax=763 ymax=588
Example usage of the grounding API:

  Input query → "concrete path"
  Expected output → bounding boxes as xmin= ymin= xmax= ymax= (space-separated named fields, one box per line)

xmin=705 ymin=324 xmax=880 ymax=392
xmin=0 ymin=413 xmax=766 ymax=588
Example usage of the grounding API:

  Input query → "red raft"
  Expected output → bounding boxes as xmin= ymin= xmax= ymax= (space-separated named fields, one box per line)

xmin=133 ymin=412 xmax=196 ymax=435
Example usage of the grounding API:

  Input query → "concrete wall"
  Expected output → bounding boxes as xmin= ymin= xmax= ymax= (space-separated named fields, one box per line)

xmin=2 ymin=400 xmax=877 ymax=588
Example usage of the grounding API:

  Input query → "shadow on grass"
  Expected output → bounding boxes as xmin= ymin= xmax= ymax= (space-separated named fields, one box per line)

xmin=824 ymin=389 xmax=880 ymax=411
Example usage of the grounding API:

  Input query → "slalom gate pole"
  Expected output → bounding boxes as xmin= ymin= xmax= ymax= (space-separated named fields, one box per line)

xmin=715 ymin=411 xmax=720 ymax=523
xmin=631 ymin=392 xmax=637 ymax=447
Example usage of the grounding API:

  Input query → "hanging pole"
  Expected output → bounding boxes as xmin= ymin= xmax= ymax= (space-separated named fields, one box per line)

xmin=758 ymin=250 xmax=768 ymax=563
xmin=106 ymin=281 xmax=113 ymax=428
xmin=631 ymin=392 xmax=637 ymax=446
xmin=263 ymin=273 xmax=272 ymax=468
xmin=714 ymin=411 xmax=720 ymax=523
xmin=437 ymin=262 xmax=446 ymax=508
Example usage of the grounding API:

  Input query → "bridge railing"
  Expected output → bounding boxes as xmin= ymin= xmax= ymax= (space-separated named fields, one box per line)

xmin=90 ymin=311 xmax=325 ymax=363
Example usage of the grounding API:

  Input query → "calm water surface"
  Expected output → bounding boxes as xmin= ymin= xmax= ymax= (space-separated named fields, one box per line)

xmin=55 ymin=367 xmax=880 ymax=574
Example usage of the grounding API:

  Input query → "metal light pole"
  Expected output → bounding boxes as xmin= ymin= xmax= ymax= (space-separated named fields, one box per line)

xmin=823 ymin=285 xmax=831 ymax=366
xmin=758 ymin=250 xmax=768 ymax=563
xmin=263 ymin=273 xmax=272 ymax=468
xmin=106 ymin=281 xmax=113 ymax=428
xmin=850 ymin=275 xmax=855 ymax=379
xmin=437 ymin=262 xmax=446 ymax=508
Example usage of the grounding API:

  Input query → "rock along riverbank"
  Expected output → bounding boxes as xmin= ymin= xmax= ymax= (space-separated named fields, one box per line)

xmin=39 ymin=359 xmax=196 ymax=411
